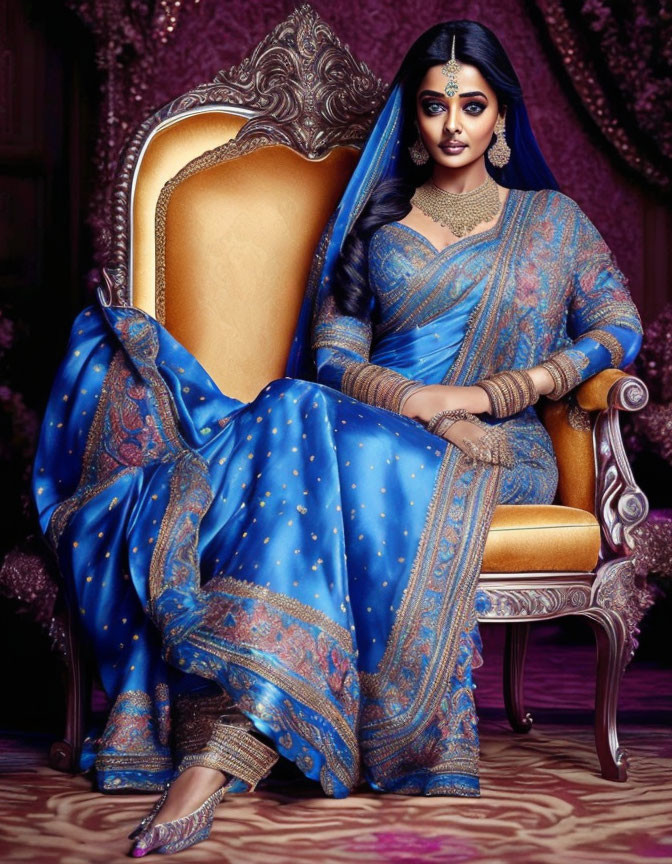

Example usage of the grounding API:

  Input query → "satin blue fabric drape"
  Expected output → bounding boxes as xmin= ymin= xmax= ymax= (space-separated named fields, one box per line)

xmin=35 ymin=302 xmax=497 ymax=796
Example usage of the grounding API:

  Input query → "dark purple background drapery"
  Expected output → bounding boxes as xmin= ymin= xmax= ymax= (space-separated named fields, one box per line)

xmin=532 ymin=0 xmax=672 ymax=194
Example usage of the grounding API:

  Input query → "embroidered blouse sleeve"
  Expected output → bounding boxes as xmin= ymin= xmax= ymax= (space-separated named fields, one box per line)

xmin=540 ymin=203 xmax=643 ymax=396
xmin=311 ymin=294 xmax=425 ymax=414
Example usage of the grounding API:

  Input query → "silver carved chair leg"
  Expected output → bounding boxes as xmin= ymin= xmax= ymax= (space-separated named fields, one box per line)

xmin=503 ymin=622 xmax=533 ymax=733
xmin=576 ymin=553 xmax=654 ymax=782
xmin=579 ymin=604 xmax=629 ymax=781
xmin=581 ymin=373 xmax=658 ymax=781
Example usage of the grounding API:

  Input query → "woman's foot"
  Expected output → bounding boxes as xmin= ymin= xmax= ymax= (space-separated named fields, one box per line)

xmin=154 ymin=765 xmax=226 ymax=824
xmin=130 ymin=766 xmax=228 ymax=857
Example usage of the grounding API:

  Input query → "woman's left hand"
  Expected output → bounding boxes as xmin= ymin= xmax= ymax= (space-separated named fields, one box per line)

xmin=402 ymin=384 xmax=490 ymax=423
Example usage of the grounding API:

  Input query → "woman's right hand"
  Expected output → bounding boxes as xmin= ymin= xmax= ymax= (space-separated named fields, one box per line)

xmin=402 ymin=384 xmax=491 ymax=423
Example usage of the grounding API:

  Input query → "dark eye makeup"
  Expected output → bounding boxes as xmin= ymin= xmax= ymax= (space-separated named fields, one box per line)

xmin=420 ymin=99 xmax=445 ymax=116
xmin=420 ymin=99 xmax=487 ymax=117
xmin=463 ymin=101 xmax=486 ymax=115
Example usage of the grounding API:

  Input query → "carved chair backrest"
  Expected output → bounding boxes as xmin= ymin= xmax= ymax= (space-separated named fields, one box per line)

xmin=101 ymin=7 xmax=384 ymax=403
xmin=102 ymin=5 xmax=596 ymax=513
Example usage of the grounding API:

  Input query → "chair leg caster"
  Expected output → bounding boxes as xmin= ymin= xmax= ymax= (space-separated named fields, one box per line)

xmin=512 ymin=712 xmax=534 ymax=733
xmin=49 ymin=739 xmax=80 ymax=773
xmin=504 ymin=622 xmax=533 ymax=734
xmin=600 ymin=749 xmax=628 ymax=782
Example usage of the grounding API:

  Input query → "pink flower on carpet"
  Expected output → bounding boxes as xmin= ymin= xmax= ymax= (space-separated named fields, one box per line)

xmin=343 ymin=831 xmax=480 ymax=863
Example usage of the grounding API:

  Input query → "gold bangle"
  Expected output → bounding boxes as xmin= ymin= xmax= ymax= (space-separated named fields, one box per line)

xmin=426 ymin=408 xmax=472 ymax=435
xmin=540 ymin=354 xmax=582 ymax=400
xmin=475 ymin=370 xmax=539 ymax=418
xmin=342 ymin=363 xmax=424 ymax=414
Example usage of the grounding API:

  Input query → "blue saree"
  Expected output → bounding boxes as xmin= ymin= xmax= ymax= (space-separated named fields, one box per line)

xmin=33 ymin=86 xmax=642 ymax=800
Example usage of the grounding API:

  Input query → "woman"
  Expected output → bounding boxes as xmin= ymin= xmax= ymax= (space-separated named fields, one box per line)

xmin=33 ymin=19 xmax=642 ymax=857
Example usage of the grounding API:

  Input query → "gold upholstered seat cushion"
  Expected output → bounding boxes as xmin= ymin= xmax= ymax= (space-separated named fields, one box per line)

xmin=481 ymin=504 xmax=601 ymax=573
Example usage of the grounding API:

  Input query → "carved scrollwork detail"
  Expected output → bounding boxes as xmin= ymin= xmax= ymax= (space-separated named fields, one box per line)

xmin=105 ymin=4 xmax=387 ymax=306
xmin=478 ymin=585 xmax=591 ymax=619
xmin=591 ymin=557 xmax=656 ymax=668
xmin=608 ymin=375 xmax=648 ymax=412
xmin=617 ymin=490 xmax=648 ymax=525
xmin=596 ymin=377 xmax=650 ymax=557
xmin=210 ymin=7 xmax=386 ymax=158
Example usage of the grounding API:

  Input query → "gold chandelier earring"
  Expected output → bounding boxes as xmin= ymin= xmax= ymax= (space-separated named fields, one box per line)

xmin=487 ymin=115 xmax=511 ymax=168
xmin=409 ymin=125 xmax=430 ymax=166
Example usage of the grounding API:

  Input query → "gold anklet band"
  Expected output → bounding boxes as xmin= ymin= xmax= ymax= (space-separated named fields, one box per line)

xmin=178 ymin=721 xmax=279 ymax=790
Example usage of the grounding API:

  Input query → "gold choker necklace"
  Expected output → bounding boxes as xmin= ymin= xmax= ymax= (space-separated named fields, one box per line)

xmin=410 ymin=176 xmax=502 ymax=238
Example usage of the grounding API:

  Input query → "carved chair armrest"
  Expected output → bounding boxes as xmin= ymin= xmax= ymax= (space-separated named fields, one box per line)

xmin=576 ymin=369 xmax=646 ymax=413
xmin=584 ymin=371 xmax=649 ymax=560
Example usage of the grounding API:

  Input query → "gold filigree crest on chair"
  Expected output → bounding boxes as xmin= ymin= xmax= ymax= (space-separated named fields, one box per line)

xmin=99 ymin=4 xmax=387 ymax=308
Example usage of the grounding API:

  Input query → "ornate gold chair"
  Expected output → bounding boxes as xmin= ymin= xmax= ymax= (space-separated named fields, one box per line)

xmin=50 ymin=5 xmax=653 ymax=784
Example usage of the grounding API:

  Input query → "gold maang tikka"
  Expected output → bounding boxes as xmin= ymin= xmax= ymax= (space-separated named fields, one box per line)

xmin=441 ymin=35 xmax=461 ymax=97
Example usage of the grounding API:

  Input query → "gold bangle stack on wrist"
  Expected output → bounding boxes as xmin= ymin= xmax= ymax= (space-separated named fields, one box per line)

xmin=539 ymin=354 xmax=582 ymax=401
xmin=342 ymin=362 xmax=425 ymax=414
xmin=474 ymin=369 xmax=539 ymax=418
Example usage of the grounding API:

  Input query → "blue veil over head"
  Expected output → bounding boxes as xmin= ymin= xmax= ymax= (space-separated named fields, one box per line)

xmin=287 ymin=20 xmax=558 ymax=379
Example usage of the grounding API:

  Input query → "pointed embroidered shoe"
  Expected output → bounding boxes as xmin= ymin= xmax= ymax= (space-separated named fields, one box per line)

xmin=128 ymin=787 xmax=170 ymax=840
xmin=130 ymin=784 xmax=225 ymax=857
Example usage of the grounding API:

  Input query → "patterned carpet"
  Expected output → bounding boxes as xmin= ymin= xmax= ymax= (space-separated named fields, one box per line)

xmin=2 ymin=624 xmax=671 ymax=864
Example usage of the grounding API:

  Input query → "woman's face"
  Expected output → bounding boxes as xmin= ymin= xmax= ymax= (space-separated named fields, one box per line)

xmin=415 ymin=62 xmax=502 ymax=170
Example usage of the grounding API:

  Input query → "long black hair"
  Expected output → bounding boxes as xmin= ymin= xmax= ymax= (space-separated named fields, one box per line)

xmin=333 ymin=20 xmax=559 ymax=318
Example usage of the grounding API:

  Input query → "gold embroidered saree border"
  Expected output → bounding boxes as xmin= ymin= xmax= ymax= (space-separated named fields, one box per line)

xmin=48 ymin=352 xmax=128 ymax=547
xmin=361 ymin=450 xmax=501 ymax=759
xmin=96 ymin=754 xmax=174 ymax=770
xmin=355 ymin=195 xmax=523 ymax=767
xmin=442 ymin=191 xmax=528 ymax=386
xmin=581 ymin=328 xmax=625 ymax=367
xmin=184 ymin=630 xmax=360 ymax=788
xmin=148 ymin=450 xmax=212 ymax=601
xmin=204 ymin=576 xmax=354 ymax=653
xmin=376 ymin=193 xmax=516 ymax=338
